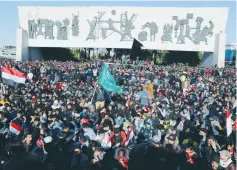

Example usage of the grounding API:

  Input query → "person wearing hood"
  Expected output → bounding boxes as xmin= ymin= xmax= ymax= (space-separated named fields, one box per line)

xmin=210 ymin=154 xmax=223 ymax=170
xmin=219 ymin=150 xmax=236 ymax=170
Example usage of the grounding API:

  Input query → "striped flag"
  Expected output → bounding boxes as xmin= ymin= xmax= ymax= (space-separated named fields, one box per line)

xmin=143 ymin=105 xmax=150 ymax=113
xmin=72 ymin=111 xmax=80 ymax=118
xmin=9 ymin=122 xmax=23 ymax=135
xmin=81 ymin=118 xmax=89 ymax=124
xmin=124 ymin=71 xmax=129 ymax=76
xmin=67 ymin=99 xmax=72 ymax=104
xmin=1 ymin=66 xmax=26 ymax=88
xmin=126 ymin=97 xmax=131 ymax=107
xmin=226 ymin=104 xmax=232 ymax=137
xmin=125 ymin=126 xmax=134 ymax=146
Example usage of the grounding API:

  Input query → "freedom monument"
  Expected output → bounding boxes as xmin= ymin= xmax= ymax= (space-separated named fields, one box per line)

xmin=16 ymin=6 xmax=229 ymax=67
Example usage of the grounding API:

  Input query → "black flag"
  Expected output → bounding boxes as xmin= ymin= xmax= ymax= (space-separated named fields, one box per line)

xmin=130 ymin=39 xmax=143 ymax=61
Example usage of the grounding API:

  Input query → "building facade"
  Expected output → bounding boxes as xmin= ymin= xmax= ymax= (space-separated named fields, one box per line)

xmin=0 ymin=45 xmax=16 ymax=59
xmin=16 ymin=6 xmax=229 ymax=67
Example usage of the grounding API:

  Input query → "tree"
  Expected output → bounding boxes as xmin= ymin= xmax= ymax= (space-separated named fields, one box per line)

xmin=72 ymin=48 xmax=80 ymax=60
xmin=40 ymin=47 xmax=76 ymax=61
xmin=198 ymin=52 xmax=204 ymax=61
xmin=164 ymin=51 xmax=201 ymax=66
xmin=155 ymin=50 xmax=169 ymax=64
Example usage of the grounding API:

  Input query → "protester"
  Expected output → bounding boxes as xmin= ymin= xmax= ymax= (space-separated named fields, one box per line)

xmin=0 ymin=59 xmax=236 ymax=170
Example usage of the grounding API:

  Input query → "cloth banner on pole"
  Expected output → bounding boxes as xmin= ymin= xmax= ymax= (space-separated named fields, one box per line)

xmin=98 ymin=64 xmax=122 ymax=93
xmin=130 ymin=38 xmax=143 ymax=61
xmin=1 ymin=66 xmax=26 ymax=88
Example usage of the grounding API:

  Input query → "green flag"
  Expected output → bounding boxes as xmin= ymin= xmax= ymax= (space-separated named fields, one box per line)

xmin=98 ymin=64 xmax=122 ymax=93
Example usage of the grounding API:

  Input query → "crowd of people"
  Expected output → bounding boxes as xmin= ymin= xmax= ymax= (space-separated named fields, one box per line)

xmin=0 ymin=59 xmax=236 ymax=170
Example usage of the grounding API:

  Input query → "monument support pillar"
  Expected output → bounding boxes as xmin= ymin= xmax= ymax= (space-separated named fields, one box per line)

xmin=201 ymin=32 xmax=226 ymax=68
xmin=16 ymin=28 xmax=29 ymax=61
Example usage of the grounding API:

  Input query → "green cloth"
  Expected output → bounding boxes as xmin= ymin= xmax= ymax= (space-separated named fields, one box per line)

xmin=98 ymin=64 xmax=122 ymax=93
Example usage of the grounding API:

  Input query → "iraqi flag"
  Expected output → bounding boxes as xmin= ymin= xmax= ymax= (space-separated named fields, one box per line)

xmin=143 ymin=105 xmax=150 ymax=113
xmin=126 ymin=97 xmax=131 ymax=107
xmin=226 ymin=104 xmax=232 ymax=137
xmin=1 ymin=66 xmax=26 ymax=88
xmin=124 ymin=71 xmax=130 ymax=76
xmin=125 ymin=126 xmax=134 ymax=146
xmin=67 ymin=99 xmax=73 ymax=104
xmin=72 ymin=111 xmax=80 ymax=118
xmin=9 ymin=122 xmax=23 ymax=135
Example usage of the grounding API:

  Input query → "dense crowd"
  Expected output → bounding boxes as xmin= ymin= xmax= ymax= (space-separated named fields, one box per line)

xmin=0 ymin=59 xmax=236 ymax=170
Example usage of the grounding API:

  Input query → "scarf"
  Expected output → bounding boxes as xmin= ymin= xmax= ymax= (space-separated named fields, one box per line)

xmin=220 ymin=158 xmax=232 ymax=168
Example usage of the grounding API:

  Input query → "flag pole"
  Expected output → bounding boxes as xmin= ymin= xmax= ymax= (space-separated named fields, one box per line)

xmin=90 ymin=83 xmax=98 ymax=104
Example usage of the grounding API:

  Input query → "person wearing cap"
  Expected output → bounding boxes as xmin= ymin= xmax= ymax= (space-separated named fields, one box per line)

xmin=164 ymin=134 xmax=181 ymax=153
xmin=107 ymin=125 xmax=127 ymax=147
xmin=163 ymin=126 xmax=178 ymax=142
xmin=219 ymin=150 xmax=236 ymax=170
xmin=210 ymin=154 xmax=222 ymax=170
xmin=150 ymin=135 xmax=161 ymax=148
